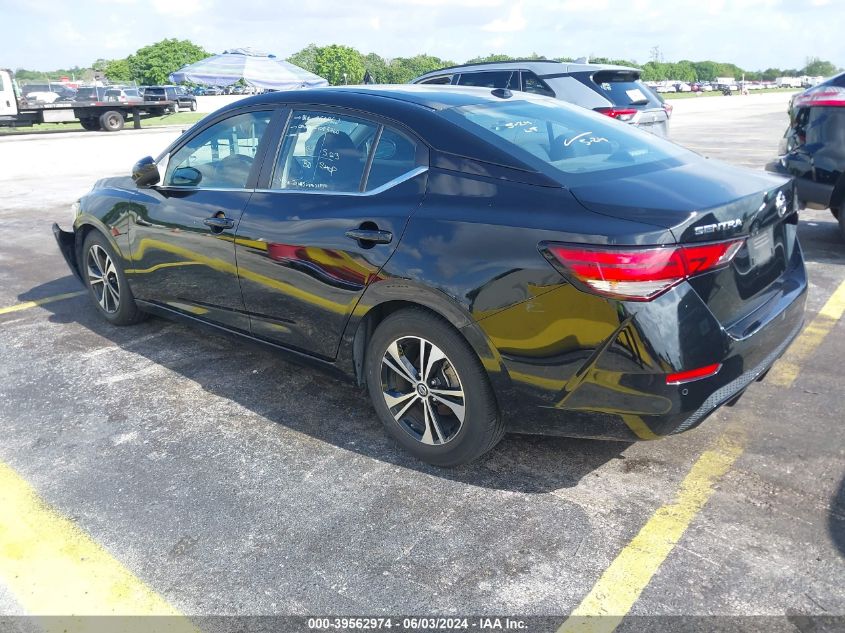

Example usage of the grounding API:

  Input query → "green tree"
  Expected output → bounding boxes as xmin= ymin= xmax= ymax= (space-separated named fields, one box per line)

xmin=803 ymin=57 xmax=838 ymax=77
xmin=384 ymin=54 xmax=454 ymax=83
xmin=670 ymin=60 xmax=697 ymax=82
xmin=287 ymin=44 xmax=320 ymax=74
xmin=361 ymin=52 xmax=389 ymax=83
xmin=640 ymin=61 xmax=669 ymax=81
xmin=127 ymin=38 xmax=209 ymax=85
xmin=103 ymin=58 xmax=132 ymax=82
xmin=761 ymin=67 xmax=782 ymax=81
xmin=313 ymin=45 xmax=365 ymax=85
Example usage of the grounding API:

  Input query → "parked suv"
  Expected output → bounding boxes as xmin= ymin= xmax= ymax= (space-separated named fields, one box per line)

xmin=411 ymin=60 xmax=671 ymax=136
xmin=143 ymin=85 xmax=198 ymax=112
xmin=767 ymin=73 xmax=845 ymax=240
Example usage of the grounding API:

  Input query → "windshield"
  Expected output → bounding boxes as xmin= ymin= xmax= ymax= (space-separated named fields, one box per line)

xmin=446 ymin=98 xmax=689 ymax=178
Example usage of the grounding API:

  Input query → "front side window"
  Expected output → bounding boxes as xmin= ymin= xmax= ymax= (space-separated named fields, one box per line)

xmin=273 ymin=110 xmax=378 ymax=192
xmin=457 ymin=71 xmax=518 ymax=90
xmin=165 ymin=110 xmax=272 ymax=189
xmin=446 ymin=99 xmax=689 ymax=179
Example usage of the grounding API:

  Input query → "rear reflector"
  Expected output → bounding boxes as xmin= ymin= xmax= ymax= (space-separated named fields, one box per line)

xmin=542 ymin=239 xmax=744 ymax=301
xmin=666 ymin=363 xmax=721 ymax=385
xmin=594 ymin=107 xmax=639 ymax=122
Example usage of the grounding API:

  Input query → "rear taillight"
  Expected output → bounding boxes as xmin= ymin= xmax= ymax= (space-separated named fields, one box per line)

xmin=542 ymin=239 xmax=744 ymax=301
xmin=594 ymin=107 xmax=638 ymax=122
xmin=662 ymin=102 xmax=673 ymax=118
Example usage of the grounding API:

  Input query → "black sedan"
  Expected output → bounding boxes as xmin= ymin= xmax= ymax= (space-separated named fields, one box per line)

xmin=53 ymin=86 xmax=807 ymax=466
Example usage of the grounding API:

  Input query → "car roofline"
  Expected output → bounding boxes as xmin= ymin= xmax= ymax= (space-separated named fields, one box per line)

xmin=414 ymin=61 xmax=643 ymax=80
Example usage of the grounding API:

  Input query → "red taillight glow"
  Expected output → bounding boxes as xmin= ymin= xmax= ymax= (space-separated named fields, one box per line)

xmin=595 ymin=107 xmax=639 ymax=122
xmin=662 ymin=102 xmax=673 ymax=118
xmin=543 ymin=239 xmax=744 ymax=301
xmin=666 ymin=364 xmax=721 ymax=385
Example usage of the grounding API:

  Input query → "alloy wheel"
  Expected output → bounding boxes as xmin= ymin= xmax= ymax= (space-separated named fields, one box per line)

xmin=86 ymin=244 xmax=120 ymax=314
xmin=380 ymin=336 xmax=466 ymax=445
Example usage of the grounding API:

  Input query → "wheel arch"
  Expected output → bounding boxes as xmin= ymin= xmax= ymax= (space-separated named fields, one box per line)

xmin=73 ymin=217 xmax=127 ymax=270
xmin=338 ymin=282 xmax=512 ymax=398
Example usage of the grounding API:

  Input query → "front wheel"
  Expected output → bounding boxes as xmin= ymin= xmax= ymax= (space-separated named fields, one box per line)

xmin=365 ymin=308 xmax=503 ymax=467
xmin=81 ymin=231 xmax=146 ymax=325
xmin=837 ymin=208 xmax=845 ymax=243
xmin=189 ymin=100 xmax=197 ymax=111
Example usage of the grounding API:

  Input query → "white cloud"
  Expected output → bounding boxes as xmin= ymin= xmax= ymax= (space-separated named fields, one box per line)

xmin=481 ymin=3 xmax=526 ymax=32
xmin=151 ymin=0 xmax=202 ymax=17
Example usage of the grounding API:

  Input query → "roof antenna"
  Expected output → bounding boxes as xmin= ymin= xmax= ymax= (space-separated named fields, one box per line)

xmin=491 ymin=88 xmax=512 ymax=99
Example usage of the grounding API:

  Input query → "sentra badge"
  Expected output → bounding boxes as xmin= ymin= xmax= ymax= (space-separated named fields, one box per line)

xmin=694 ymin=218 xmax=743 ymax=236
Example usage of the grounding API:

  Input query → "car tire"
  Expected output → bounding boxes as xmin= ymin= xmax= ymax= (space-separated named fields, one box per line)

xmin=99 ymin=110 xmax=124 ymax=132
xmin=365 ymin=308 xmax=504 ymax=467
xmin=837 ymin=208 xmax=845 ymax=243
xmin=189 ymin=100 xmax=197 ymax=111
xmin=79 ymin=118 xmax=100 ymax=131
xmin=80 ymin=231 xmax=146 ymax=326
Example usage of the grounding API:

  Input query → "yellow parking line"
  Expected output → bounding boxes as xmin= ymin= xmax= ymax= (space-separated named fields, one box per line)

xmin=768 ymin=279 xmax=845 ymax=387
xmin=0 ymin=461 xmax=198 ymax=630
xmin=557 ymin=281 xmax=845 ymax=632
xmin=0 ymin=290 xmax=85 ymax=316
xmin=557 ymin=432 xmax=746 ymax=633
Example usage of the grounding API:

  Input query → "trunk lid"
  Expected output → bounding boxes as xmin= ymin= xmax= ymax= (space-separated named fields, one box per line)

xmin=569 ymin=159 xmax=800 ymax=331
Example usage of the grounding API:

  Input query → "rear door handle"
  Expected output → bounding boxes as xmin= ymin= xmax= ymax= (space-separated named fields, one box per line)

xmin=204 ymin=216 xmax=235 ymax=230
xmin=345 ymin=228 xmax=393 ymax=245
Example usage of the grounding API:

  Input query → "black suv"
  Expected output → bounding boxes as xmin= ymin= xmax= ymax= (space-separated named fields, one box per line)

xmin=412 ymin=60 xmax=671 ymax=137
xmin=143 ymin=85 xmax=198 ymax=112
xmin=767 ymin=72 xmax=845 ymax=240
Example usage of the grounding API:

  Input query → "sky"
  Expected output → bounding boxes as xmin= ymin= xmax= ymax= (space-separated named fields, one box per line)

xmin=3 ymin=0 xmax=843 ymax=72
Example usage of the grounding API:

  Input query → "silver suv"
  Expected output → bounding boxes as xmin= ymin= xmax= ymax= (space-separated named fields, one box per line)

xmin=411 ymin=60 xmax=671 ymax=137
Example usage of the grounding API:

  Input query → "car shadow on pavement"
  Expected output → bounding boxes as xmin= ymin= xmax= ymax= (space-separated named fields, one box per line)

xmin=797 ymin=215 xmax=844 ymax=266
xmin=831 ymin=473 xmax=845 ymax=562
xmin=21 ymin=277 xmax=631 ymax=494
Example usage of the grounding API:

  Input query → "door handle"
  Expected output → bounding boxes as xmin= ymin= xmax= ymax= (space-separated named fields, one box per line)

xmin=344 ymin=228 xmax=393 ymax=244
xmin=204 ymin=216 xmax=235 ymax=230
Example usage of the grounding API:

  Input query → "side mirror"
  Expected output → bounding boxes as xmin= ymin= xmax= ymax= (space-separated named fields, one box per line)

xmin=171 ymin=166 xmax=202 ymax=187
xmin=132 ymin=156 xmax=160 ymax=187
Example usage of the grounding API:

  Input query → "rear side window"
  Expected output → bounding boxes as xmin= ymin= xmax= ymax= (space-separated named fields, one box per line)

xmin=457 ymin=71 xmax=518 ymax=90
xmin=0 ymin=74 xmax=5 ymax=92
xmin=419 ymin=75 xmax=452 ymax=85
xmin=574 ymin=71 xmax=661 ymax=108
xmin=273 ymin=111 xmax=379 ymax=193
xmin=521 ymin=71 xmax=555 ymax=97
xmin=365 ymin=128 xmax=420 ymax=191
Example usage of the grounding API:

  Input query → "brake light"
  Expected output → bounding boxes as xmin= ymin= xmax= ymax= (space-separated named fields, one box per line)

xmin=542 ymin=239 xmax=744 ymax=301
xmin=666 ymin=364 xmax=721 ymax=385
xmin=662 ymin=102 xmax=673 ymax=118
xmin=595 ymin=107 xmax=638 ymax=122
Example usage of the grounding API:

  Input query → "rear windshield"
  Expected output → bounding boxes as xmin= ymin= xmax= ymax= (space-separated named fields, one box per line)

xmin=445 ymin=98 xmax=688 ymax=178
xmin=105 ymin=90 xmax=120 ymax=96
xmin=75 ymin=88 xmax=98 ymax=99
xmin=146 ymin=88 xmax=165 ymax=95
xmin=573 ymin=70 xmax=662 ymax=109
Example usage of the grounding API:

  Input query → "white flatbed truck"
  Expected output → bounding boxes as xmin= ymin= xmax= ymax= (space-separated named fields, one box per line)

xmin=0 ymin=69 xmax=177 ymax=132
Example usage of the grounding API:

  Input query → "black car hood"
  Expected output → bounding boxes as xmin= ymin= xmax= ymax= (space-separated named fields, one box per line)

xmin=568 ymin=158 xmax=791 ymax=242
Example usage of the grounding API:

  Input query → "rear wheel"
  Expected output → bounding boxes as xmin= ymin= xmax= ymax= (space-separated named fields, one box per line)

xmin=99 ymin=110 xmax=124 ymax=132
xmin=365 ymin=308 xmax=503 ymax=467
xmin=189 ymin=100 xmax=197 ymax=111
xmin=837 ymin=209 xmax=845 ymax=243
xmin=79 ymin=118 xmax=99 ymax=131
xmin=81 ymin=231 xmax=146 ymax=325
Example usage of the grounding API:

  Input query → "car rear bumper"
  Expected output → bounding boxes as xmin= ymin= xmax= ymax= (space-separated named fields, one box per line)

xmin=766 ymin=160 xmax=834 ymax=208
xmin=52 ymin=223 xmax=82 ymax=283
xmin=491 ymin=250 xmax=808 ymax=441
